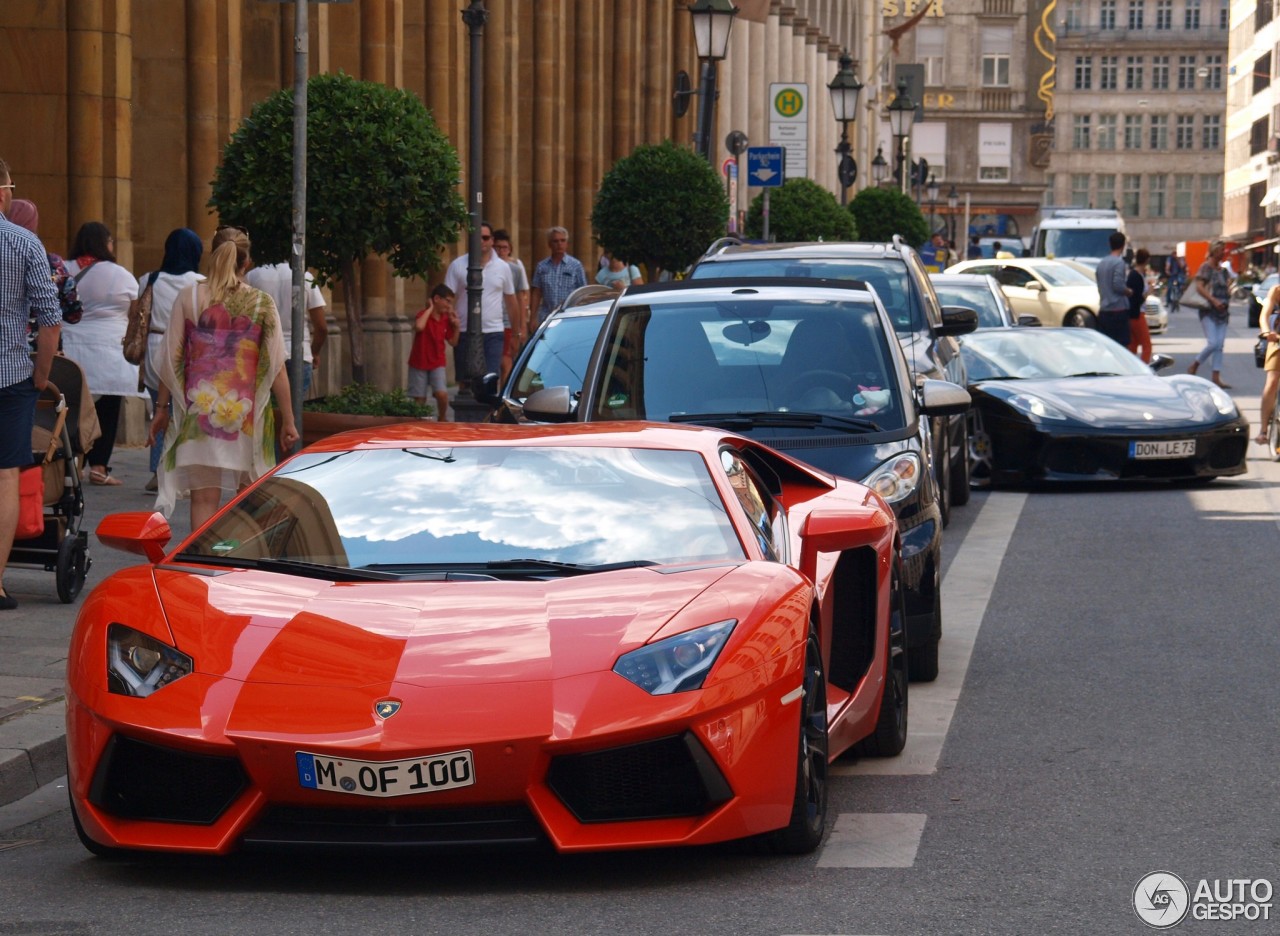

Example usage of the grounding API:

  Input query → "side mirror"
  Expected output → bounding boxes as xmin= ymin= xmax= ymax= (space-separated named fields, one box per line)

xmin=918 ymin=378 xmax=972 ymax=417
xmin=96 ymin=512 xmax=172 ymax=564
xmin=1016 ymin=314 xmax=1043 ymax=327
xmin=521 ymin=386 xmax=576 ymax=423
xmin=1149 ymin=353 xmax=1175 ymax=373
xmin=473 ymin=371 xmax=503 ymax=407
xmin=1024 ymin=280 xmax=1046 ymax=292
xmin=938 ymin=304 xmax=979 ymax=337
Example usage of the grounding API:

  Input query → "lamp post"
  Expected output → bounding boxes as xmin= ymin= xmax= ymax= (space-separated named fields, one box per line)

xmin=460 ymin=0 xmax=488 ymax=397
xmin=828 ymin=53 xmax=862 ymax=206
xmin=887 ymin=79 xmax=914 ymax=197
xmin=927 ymin=174 xmax=939 ymax=234
xmin=947 ymin=183 xmax=958 ymax=245
xmin=871 ymin=145 xmax=888 ymax=187
xmin=688 ymin=0 xmax=738 ymax=165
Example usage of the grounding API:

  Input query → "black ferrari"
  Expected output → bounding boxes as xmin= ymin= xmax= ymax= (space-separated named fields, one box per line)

xmin=961 ymin=328 xmax=1249 ymax=487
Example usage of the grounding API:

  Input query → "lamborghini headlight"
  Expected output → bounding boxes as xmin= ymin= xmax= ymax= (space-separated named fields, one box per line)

xmin=1007 ymin=391 xmax=1069 ymax=422
xmin=863 ymin=452 xmax=921 ymax=504
xmin=613 ymin=620 xmax=735 ymax=695
xmin=107 ymin=623 xmax=193 ymax=697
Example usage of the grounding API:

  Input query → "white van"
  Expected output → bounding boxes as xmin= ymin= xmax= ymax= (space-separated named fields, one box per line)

xmin=1030 ymin=208 xmax=1126 ymax=261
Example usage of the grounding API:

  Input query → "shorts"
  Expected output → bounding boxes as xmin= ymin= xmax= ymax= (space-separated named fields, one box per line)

xmin=408 ymin=366 xmax=447 ymax=398
xmin=1265 ymin=339 xmax=1280 ymax=372
xmin=0 ymin=376 xmax=37 ymax=468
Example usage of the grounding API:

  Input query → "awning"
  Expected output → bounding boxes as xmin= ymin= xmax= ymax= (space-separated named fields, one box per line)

xmin=1237 ymin=235 xmax=1280 ymax=252
xmin=1260 ymin=188 xmax=1280 ymax=207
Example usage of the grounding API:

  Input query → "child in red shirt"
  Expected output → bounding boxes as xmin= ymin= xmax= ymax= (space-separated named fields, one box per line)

xmin=408 ymin=284 xmax=460 ymax=420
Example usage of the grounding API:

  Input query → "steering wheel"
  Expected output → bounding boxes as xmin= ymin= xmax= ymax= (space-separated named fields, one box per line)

xmin=783 ymin=370 xmax=855 ymax=409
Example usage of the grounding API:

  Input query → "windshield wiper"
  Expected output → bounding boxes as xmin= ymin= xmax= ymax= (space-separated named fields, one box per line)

xmin=483 ymin=558 xmax=658 ymax=576
xmin=1066 ymin=371 xmax=1122 ymax=378
xmin=669 ymin=411 xmax=881 ymax=433
xmin=172 ymin=553 xmax=401 ymax=582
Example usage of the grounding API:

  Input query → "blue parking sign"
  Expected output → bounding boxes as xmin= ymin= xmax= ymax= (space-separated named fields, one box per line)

xmin=747 ymin=147 xmax=784 ymax=187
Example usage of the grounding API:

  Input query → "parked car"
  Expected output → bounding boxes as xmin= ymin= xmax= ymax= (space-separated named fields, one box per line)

xmin=689 ymin=237 xmax=977 ymax=526
xmin=959 ymin=327 xmax=1249 ymax=487
xmin=929 ymin=272 xmax=1037 ymax=329
xmin=525 ymin=277 xmax=971 ymax=682
xmin=70 ymin=422 xmax=909 ymax=857
xmin=945 ymin=257 xmax=1101 ymax=327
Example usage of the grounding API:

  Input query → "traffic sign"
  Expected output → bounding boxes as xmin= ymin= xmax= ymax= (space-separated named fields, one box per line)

xmin=746 ymin=146 xmax=784 ymax=187
xmin=721 ymin=156 xmax=736 ymax=178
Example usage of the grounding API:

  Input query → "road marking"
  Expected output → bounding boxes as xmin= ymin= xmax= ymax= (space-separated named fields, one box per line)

xmin=816 ymin=812 xmax=927 ymax=868
xmin=834 ymin=492 xmax=1027 ymax=777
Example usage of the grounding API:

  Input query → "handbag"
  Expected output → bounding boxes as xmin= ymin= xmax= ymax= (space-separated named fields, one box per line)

xmin=16 ymin=464 xmax=44 ymax=540
xmin=122 ymin=271 xmax=160 ymax=365
xmin=1256 ymin=335 xmax=1269 ymax=368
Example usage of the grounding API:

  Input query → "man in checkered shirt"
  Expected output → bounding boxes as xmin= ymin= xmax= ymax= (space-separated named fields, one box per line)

xmin=529 ymin=226 xmax=587 ymax=332
xmin=0 ymin=157 xmax=61 ymax=610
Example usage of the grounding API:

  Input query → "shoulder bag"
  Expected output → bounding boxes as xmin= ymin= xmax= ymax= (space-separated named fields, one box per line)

xmin=122 ymin=271 xmax=160 ymax=365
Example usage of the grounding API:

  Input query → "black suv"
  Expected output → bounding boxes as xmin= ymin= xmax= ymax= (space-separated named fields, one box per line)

xmin=523 ymin=277 xmax=971 ymax=681
xmin=689 ymin=237 xmax=977 ymax=526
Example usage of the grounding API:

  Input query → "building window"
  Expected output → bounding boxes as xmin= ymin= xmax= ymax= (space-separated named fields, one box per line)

xmin=1155 ymin=0 xmax=1172 ymax=28
xmin=1258 ymin=0 xmax=1274 ymax=29
xmin=1150 ymin=115 xmax=1169 ymax=149
xmin=1073 ymin=115 xmax=1092 ymax=149
xmin=1128 ymin=0 xmax=1145 ymax=29
xmin=981 ymin=28 xmax=1012 ymax=87
xmin=1126 ymin=56 xmax=1144 ymax=90
xmin=1097 ymin=174 xmax=1117 ymax=209
xmin=1074 ymin=56 xmax=1093 ymax=90
xmin=1123 ymin=174 xmax=1141 ymax=216
xmin=1149 ymin=175 xmax=1167 ymax=218
xmin=1065 ymin=0 xmax=1084 ymax=29
xmin=1100 ymin=56 xmax=1119 ymax=90
xmin=1152 ymin=56 xmax=1170 ymax=89
xmin=1071 ymin=174 xmax=1091 ymax=207
xmin=1203 ymin=54 xmax=1223 ymax=90
xmin=1101 ymin=0 xmax=1117 ymax=29
xmin=1098 ymin=114 xmax=1118 ymax=150
xmin=1223 ymin=0 xmax=1233 ymax=28
xmin=1202 ymin=114 xmax=1221 ymax=149
xmin=1185 ymin=0 xmax=1200 ymax=29
xmin=1255 ymin=53 xmax=1273 ymax=95
xmin=1251 ymin=117 xmax=1270 ymax=156
xmin=1125 ymin=115 xmax=1143 ymax=149
xmin=1173 ymin=174 xmax=1194 ymax=218
xmin=979 ymin=123 xmax=1012 ymax=182
xmin=1199 ymin=174 xmax=1220 ymax=218
xmin=918 ymin=25 xmax=945 ymax=86
xmin=1177 ymin=56 xmax=1196 ymax=90
xmin=1175 ymin=115 xmax=1195 ymax=149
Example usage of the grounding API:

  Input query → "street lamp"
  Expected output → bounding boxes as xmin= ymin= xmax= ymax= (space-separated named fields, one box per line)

xmin=827 ymin=52 xmax=862 ymax=206
xmin=688 ymin=0 xmax=738 ymax=164
xmin=887 ymin=79 xmax=915 ymax=197
xmin=927 ymin=173 xmax=939 ymax=234
xmin=460 ymin=0 xmax=489 ymax=400
xmin=871 ymin=145 xmax=888 ymax=186
xmin=947 ymin=183 xmax=959 ymax=245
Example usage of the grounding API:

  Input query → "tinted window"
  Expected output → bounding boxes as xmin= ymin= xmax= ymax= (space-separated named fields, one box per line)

xmin=511 ymin=314 xmax=603 ymax=399
xmin=932 ymin=282 xmax=1007 ymax=328
xmin=1043 ymin=228 xmax=1120 ymax=259
xmin=720 ymin=450 xmax=782 ymax=562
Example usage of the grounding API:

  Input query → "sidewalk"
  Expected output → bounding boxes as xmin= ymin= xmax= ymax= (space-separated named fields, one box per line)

xmin=0 ymin=444 xmax=191 ymax=809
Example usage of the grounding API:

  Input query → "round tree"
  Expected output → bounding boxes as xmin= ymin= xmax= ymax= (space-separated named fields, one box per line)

xmin=591 ymin=140 xmax=729 ymax=278
xmin=744 ymin=177 xmax=856 ymax=242
xmin=848 ymin=186 xmax=929 ymax=246
xmin=210 ymin=72 xmax=468 ymax=383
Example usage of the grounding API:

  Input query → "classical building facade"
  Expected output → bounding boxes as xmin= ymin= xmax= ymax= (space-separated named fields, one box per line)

xmin=1050 ymin=0 xmax=1229 ymax=256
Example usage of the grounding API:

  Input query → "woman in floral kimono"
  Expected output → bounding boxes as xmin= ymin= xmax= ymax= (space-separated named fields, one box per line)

xmin=148 ymin=226 xmax=299 ymax=528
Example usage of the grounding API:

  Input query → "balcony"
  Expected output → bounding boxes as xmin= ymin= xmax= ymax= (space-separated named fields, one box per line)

xmin=1056 ymin=24 xmax=1228 ymax=47
xmin=981 ymin=89 xmax=1014 ymax=112
xmin=983 ymin=0 xmax=1014 ymax=14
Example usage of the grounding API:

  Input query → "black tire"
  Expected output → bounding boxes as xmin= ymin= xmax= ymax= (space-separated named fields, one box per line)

xmin=767 ymin=630 xmax=829 ymax=855
xmin=854 ymin=584 xmax=909 ymax=757
xmin=908 ymin=588 xmax=941 ymax=683
xmin=968 ymin=410 xmax=994 ymax=489
xmin=1063 ymin=308 xmax=1096 ymax=328
xmin=55 ymin=535 xmax=89 ymax=604
xmin=69 ymin=787 xmax=125 ymax=859
xmin=950 ymin=417 xmax=971 ymax=507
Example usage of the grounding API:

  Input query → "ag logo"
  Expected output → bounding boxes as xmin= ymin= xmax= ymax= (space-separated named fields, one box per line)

xmin=773 ymin=87 xmax=804 ymax=118
xmin=374 ymin=699 xmax=402 ymax=719
xmin=1134 ymin=871 xmax=1190 ymax=928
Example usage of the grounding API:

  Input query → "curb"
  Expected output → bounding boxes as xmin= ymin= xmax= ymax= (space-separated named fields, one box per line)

xmin=0 ymin=700 xmax=67 ymax=810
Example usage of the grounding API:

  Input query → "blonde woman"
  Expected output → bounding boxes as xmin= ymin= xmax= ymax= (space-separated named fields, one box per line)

xmin=148 ymin=226 xmax=298 ymax=529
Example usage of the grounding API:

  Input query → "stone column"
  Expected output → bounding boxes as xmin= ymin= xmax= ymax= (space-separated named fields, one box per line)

xmin=574 ymin=0 xmax=605 ymax=259
xmin=67 ymin=4 xmax=106 ymax=241
xmin=533 ymin=0 xmax=567 ymax=237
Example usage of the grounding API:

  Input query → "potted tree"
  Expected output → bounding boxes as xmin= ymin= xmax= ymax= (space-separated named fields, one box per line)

xmin=301 ymin=383 xmax=434 ymax=445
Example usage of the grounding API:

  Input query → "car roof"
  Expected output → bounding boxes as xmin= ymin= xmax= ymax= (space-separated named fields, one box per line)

xmin=696 ymin=241 xmax=906 ymax=262
xmin=622 ymin=275 xmax=880 ymax=302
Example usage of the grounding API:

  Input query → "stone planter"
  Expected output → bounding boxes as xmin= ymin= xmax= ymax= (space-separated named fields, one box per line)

xmin=301 ymin=411 xmax=432 ymax=446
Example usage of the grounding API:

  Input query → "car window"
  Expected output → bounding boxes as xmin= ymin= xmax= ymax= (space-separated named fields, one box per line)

xmin=591 ymin=298 xmax=905 ymax=429
xmin=511 ymin=314 xmax=603 ymax=400
xmin=998 ymin=266 xmax=1035 ymax=289
xmin=719 ymin=449 xmax=782 ymax=562
xmin=1031 ymin=263 xmax=1095 ymax=287
xmin=962 ymin=328 xmax=1152 ymax=381
xmin=932 ymin=282 xmax=1006 ymax=329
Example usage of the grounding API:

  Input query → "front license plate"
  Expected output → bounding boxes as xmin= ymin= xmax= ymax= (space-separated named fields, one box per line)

xmin=296 ymin=749 xmax=475 ymax=798
xmin=1129 ymin=439 xmax=1196 ymax=459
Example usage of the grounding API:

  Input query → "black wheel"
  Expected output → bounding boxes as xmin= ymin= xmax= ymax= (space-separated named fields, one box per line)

xmin=950 ymin=417 xmax=971 ymax=507
xmin=968 ymin=410 xmax=994 ymax=489
xmin=908 ymin=584 xmax=941 ymax=683
xmin=854 ymin=579 xmax=908 ymax=758
xmin=55 ymin=534 xmax=89 ymax=604
xmin=1063 ymin=308 xmax=1096 ymax=328
xmin=768 ymin=629 xmax=829 ymax=855
xmin=69 ymin=787 xmax=125 ymax=859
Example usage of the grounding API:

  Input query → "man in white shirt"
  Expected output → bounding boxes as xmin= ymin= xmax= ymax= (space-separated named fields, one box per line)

xmin=444 ymin=222 xmax=519 ymax=381
xmin=245 ymin=262 xmax=328 ymax=394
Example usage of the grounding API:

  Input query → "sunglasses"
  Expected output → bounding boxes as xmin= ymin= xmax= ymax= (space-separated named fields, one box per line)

xmin=480 ymin=234 xmax=493 ymax=241
xmin=0 ymin=184 xmax=14 ymax=191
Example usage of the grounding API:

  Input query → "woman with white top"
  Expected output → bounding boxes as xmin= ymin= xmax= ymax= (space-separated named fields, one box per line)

xmin=63 ymin=222 xmax=141 ymax=486
xmin=138 ymin=229 xmax=204 ymax=491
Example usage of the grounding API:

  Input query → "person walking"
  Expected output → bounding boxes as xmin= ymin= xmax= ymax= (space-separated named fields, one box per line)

xmin=966 ymin=234 xmax=982 ymax=260
xmin=245 ymin=260 xmax=328 ymax=397
xmin=5 ymin=199 xmax=81 ymax=347
xmin=1188 ymin=239 xmax=1233 ymax=388
xmin=63 ymin=221 xmax=140 ymax=486
xmin=596 ymin=252 xmax=645 ymax=290
xmin=1255 ymin=280 xmax=1280 ymax=446
xmin=1127 ymin=248 xmax=1153 ymax=363
xmin=1095 ymin=232 xmax=1132 ymax=348
xmin=529 ymin=226 xmax=587 ymax=331
xmin=408 ymin=283 xmax=460 ymax=419
xmin=444 ymin=221 xmax=519 ymax=382
xmin=0 ymin=158 xmax=62 ymax=610
xmin=148 ymin=226 xmax=297 ymax=530
xmin=491 ymin=228 xmax=529 ymax=384
xmin=1165 ymin=254 xmax=1187 ymax=314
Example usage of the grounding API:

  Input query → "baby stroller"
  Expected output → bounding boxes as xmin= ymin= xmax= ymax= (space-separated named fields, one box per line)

xmin=10 ymin=355 xmax=100 ymax=602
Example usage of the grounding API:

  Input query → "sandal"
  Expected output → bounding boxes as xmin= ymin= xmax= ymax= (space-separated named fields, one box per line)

xmin=89 ymin=467 xmax=122 ymax=486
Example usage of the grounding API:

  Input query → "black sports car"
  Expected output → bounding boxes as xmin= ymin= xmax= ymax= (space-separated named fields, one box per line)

xmin=960 ymin=328 xmax=1249 ymax=487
